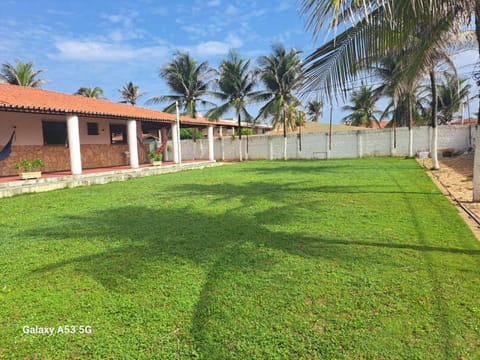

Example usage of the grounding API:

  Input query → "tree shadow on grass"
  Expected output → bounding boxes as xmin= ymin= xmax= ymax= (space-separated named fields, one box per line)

xmin=25 ymin=198 xmax=480 ymax=358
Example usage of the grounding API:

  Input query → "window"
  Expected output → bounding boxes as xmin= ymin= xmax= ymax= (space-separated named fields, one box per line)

xmin=42 ymin=121 xmax=67 ymax=145
xmin=87 ymin=122 xmax=99 ymax=135
xmin=110 ymin=124 xmax=127 ymax=144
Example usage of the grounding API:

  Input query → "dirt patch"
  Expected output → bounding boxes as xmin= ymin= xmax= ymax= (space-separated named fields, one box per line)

xmin=418 ymin=153 xmax=480 ymax=240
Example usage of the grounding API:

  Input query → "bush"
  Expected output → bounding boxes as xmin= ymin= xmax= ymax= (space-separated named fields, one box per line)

xmin=180 ymin=128 xmax=205 ymax=140
xmin=235 ymin=128 xmax=254 ymax=136
xmin=149 ymin=153 xmax=163 ymax=161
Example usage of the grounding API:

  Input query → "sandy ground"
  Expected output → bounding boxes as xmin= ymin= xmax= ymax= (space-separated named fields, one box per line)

xmin=418 ymin=152 xmax=480 ymax=240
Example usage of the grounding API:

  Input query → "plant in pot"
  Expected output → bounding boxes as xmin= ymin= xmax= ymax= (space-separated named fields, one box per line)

xmin=14 ymin=158 xmax=45 ymax=180
xmin=149 ymin=152 xmax=163 ymax=166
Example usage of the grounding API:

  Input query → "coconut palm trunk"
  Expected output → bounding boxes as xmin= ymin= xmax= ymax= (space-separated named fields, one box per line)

xmin=430 ymin=69 xmax=440 ymax=170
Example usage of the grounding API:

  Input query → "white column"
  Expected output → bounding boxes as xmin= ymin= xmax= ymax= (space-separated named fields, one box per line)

xmin=208 ymin=125 xmax=214 ymax=161
xmin=357 ymin=131 xmax=363 ymax=158
xmin=268 ymin=136 xmax=273 ymax=160
xmin=390 ymin=127 xmax=395 ymax=156
xmin=326 ymin=133 xmax=331 ymax=160
xmin=171 ymin=122 xmax=179 ymax=164
xmin=175 ymin=101 xmax=182 ymax=164
xmin=127 ymin=120 xmax=139 ymax=169
xmin=408 ymin=127 xmax=414 ymax=158
xmin=66 ymin=114 xmax=82 ymax=175
xmin=221 ymin=137 xmax=225 ymax=161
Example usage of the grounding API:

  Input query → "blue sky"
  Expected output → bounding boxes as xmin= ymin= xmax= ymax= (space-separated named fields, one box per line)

xmin=1 ymin=0 xmax=478 ymax=123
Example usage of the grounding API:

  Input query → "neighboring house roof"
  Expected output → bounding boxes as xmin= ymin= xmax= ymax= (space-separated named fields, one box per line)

xmin=0 ymin=84 xmax=251 ymax=128
xmin=450 ymin=118 xmax=478 ymax=125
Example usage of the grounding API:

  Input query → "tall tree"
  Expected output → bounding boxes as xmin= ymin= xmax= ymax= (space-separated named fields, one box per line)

xmin=206 ymin=50 xmax=259 ymax=161
xmin=342 ymin=86 xmax=381 ymax=127
xmin=257 ymin=44 xmax=304 ymax=160
xmin=119 ymin=81 xmax=145 ymax=105
xmin=437 ymin=75 xmax=472 ymax=124
xmin=300 ymin=1 xmax=479 ymax=176
xmin=0 ymin=60 xmax=46 ymax=87
xmin=306 ymin=99 xmax=323 ymax=122
xmin=374 ymin=53 xmax=426 ymax=156
xmin=74 ymin=87 xmax=105 ymax=99
xmin=147 ymin=51 xmax=216 ymax=117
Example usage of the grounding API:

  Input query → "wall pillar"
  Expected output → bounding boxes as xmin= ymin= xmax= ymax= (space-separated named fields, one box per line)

xmin=66 ymin=114 xmax=82 ymax=175
xmin=268 ymin=136 xmax=273 ymax=160
xmin=357 ymin=131 xmax=363 ymax=158
xmin=208 ymin=125 xmax=214 ymax=161
xmin=326 ymin=132 xmax=331 ymax=160
xmin=171 ymin=122 xmax=179 ymax=164
xmin=390 ymin=127 xmax=396 ymax=156
xmin=127 ymin=120 xmax=139 ymax=169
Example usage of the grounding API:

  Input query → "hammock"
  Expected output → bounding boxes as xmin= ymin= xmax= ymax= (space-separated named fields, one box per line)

xmin=137 ymin=130 xmax=171 ymax=158
xmin=0 ymin=129 xmax=15 ymax=161
xmin=155 ymin=135 xmax=169 ymax=154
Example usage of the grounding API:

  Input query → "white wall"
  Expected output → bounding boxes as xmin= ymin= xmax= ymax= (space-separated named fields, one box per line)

xmin=0 ymin=112 xmax=138 ymax=146
xmin=178 ymin=125 xmax=473 ymax=161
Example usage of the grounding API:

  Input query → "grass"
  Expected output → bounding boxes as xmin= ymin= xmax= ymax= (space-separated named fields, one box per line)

xmin=0 ymin=158 xmax=479 ymax=359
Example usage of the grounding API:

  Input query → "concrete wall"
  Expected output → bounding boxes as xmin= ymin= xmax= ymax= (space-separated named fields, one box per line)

xmin=178 ymin=125 xmax=473 ymax=161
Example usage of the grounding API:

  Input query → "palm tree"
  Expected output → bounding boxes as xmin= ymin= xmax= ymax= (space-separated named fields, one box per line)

xmin=300 ymin=1 xmax=477 ymax=172
xmin=206 ymin=50 xmax=259 ymax=161
xmin=257 ymin=44 xmax=304 ymax=160
xmin=300 ymin=1 xmax=474 ymax=86
xmin=147 ymin=51 xmax=216 ymax=117
xmin=373 ymin=53 xmax=428 ymax=156
xmin=278 ymin=99 xmax=305 ymax=131
xmin=74 ymin=87 xmax=105 ymax=99
xmin=306 ymin=99 xmax=323 ymax=122
xmin=119 ymin=81 xmax=145 ymax=105
xmin=437 ymin=75 xmax=472 ymax=124
xmin=342 ymin=86 xmax=381 ymax=127
xmin=0 ymin=60 xmax=46 ymax=87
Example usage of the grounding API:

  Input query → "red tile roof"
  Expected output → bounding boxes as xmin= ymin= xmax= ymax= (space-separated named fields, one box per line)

xmin=450 ymin=118 xmax=478 ymax=125
xmin=0 ymin=84 xmax=238 ymax=127
xmin=0 ymin=84 xmax=178 ymax=122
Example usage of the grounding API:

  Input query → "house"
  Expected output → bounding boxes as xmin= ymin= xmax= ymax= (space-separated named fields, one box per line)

xmin=0 ymin=84 xmax=247 ymax=177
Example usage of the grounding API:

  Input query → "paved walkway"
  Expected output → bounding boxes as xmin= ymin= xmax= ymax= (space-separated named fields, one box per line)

xmin=0 ymin=160 xmax=220 ymax=198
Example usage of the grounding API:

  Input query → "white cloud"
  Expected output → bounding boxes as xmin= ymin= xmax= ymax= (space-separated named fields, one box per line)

xmin=194 ymin=41 xmax=230 ymax=56
xmin=226 ymin=5 xmax=238 ymax=16
xmin=102 ymin=12 xmax=138 ymax=27
xmin=276 ymin=0 xmax=291 ymax=12
xmin=190 ymin=33 xmax=244 ymax=56
xmin=226 ymin=33 xmax=243 ymax=48
xmin=100 ymin=11 xmax=144 ymax=42
xmin=151 ymin=6 xmax=168 ymax=15
xmin=206 ymin=0 xmax=221 ymax=6
xmin=53 ymin=40 xmax=168 ymax=62
xmin=106 ymin=27 xmax=145 ymax=42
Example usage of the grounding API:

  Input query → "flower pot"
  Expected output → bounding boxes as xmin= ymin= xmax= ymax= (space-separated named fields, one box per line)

xmin=151 ymin=161 xmax=162 ymax=166
xmin=20 ymin=171 xmax=42 ymax=180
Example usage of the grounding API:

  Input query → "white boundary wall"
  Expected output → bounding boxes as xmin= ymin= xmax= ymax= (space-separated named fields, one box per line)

xmin=179 ymin=125 xmax=475 ymax=161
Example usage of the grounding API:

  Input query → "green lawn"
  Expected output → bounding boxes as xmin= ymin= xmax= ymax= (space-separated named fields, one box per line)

xmin=0 ymin=158 xmax=479 ymax=359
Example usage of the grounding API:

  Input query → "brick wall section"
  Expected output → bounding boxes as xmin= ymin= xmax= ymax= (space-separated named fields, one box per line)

xmin=1 ymin=144 xmax=143 ymax=176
